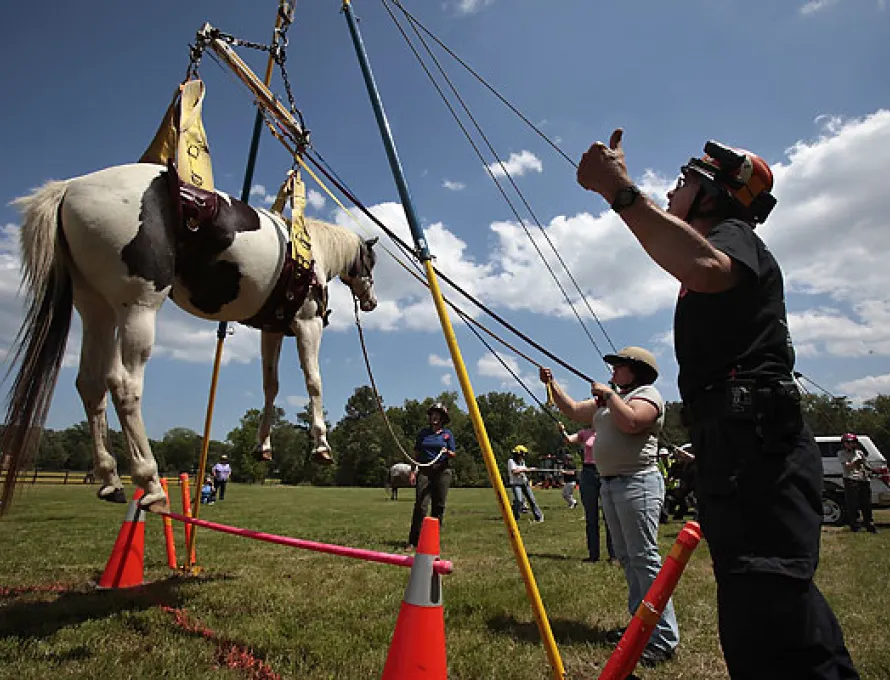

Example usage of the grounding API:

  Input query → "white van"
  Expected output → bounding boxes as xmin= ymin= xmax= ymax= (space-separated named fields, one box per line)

xmin=817 ymin=435 xmax=890 ymax=525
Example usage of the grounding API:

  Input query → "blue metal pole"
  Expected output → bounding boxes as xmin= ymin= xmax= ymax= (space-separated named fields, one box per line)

xmin=341 ymin=1 xmax=431 ymax=261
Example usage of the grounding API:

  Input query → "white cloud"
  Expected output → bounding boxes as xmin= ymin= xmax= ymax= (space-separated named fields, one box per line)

xmin=251 ymin=184 xmax=325 ymax=212
xmin=836 ymin=374 xmax=890 ymax=403
xmin=488 ymin=151 xmax=543 ymax=178
xmin=440 ymin=373 xmax=452 ymax=386
xmin=249 ymin=183 xmax=276 ymax=205
xmin=442 ymin=179 xmax=466 ymax=191
xmin=429 ymin=353 xmax=452 ymax=367
xmin=152 ymin=307 xmax=261 ymax=365
xmin=477 ymin=351 xmax=520 ymax=383
xmin=285 ymin=395 xmax=310 ymax=409
xmin=800 ymin=0 xmax=885 ymax=14
xmin=759 ymin=110 xmax=890 ymax=360
xmin=453 ymin=0 xmax=495 ymax=15
xmin=800 ymin=0 xmax=842 ymax=13
xmin=307 ymin=189 xmax=326 ymax=211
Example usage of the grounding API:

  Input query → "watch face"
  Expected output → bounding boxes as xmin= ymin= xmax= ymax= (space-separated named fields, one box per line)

xmin=613 ymin=186 xmax=639 ymax=211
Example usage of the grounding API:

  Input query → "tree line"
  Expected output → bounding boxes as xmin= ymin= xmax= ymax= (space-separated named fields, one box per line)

xmin=20 ymin=388 xmax=890 ymax=488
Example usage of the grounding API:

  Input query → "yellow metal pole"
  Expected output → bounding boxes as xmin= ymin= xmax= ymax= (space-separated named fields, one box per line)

xmin=342 ymin=2 xmax=564 ymax=674
xmin=422 ymin=260 xmax=566 ymax=678
xmin=186 ymin=4 xmax=287 ymax=569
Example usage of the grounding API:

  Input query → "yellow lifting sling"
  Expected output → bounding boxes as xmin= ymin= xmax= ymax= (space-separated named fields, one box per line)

xmin=140 ymin=79 xmax=215 ymax=191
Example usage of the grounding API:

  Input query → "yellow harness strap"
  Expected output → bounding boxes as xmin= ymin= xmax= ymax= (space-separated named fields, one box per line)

xmin=177 ymin=80 xmax=214 ymax=189
xmin=271 ymin=168 xmax=313 ymax=274
xmin=139 ymin=79 xmax=214 ymax=190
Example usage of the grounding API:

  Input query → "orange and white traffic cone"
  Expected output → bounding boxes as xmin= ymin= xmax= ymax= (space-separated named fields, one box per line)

xmin=98 ymin=489 xmax=146 ymax=589
xmin=381 ymin=516 xmax=447 ymax=679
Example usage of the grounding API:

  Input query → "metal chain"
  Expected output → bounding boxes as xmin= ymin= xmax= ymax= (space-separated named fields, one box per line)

xmin=186 ymin=16 xmax=309 ymax=144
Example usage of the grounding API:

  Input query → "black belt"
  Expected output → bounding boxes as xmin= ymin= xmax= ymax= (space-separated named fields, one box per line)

xmin=582 ymin=463 xmax=598 ymax=469
xmin=684 ymin=377 xmax=800 ymax=424
xmin=601 ymin=475 xmax=617 ymax=481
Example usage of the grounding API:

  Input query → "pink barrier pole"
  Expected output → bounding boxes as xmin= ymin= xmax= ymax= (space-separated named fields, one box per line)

xmin=157 ymin=510 xmax=454 ymax=575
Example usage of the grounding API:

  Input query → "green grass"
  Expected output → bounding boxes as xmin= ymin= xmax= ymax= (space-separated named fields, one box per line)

xmin=1 ymin=485 xmax=890 ymax=679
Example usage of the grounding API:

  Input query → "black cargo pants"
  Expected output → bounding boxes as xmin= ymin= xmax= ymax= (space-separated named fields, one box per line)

xmin=407 ymin=466 xmax=453 ymax=547
xmin=688 ymin=391 xmax=859 ymax=679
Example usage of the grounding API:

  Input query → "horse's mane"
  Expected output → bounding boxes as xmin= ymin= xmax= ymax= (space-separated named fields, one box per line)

xmin=306 ymin=218 xmax=363 ymax=278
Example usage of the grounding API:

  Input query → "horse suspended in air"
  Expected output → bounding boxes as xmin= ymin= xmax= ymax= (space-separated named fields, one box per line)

xmin=1 ymin=162 xmax=378 ymax=512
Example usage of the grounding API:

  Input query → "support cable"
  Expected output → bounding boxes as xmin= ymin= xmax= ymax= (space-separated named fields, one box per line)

xmin=382 ymin=0 xmax=615 ymax=357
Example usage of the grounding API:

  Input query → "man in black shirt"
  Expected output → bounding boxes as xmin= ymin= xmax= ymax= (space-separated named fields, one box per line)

xmin=575 ymin=130 xmax=858 ymax=679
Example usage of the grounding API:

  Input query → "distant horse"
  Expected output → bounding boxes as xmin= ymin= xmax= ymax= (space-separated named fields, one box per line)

xmin=1 ymin=163 xmax=378 ymax=512
xmin=385 ymin=462 xmax=416 ymax=500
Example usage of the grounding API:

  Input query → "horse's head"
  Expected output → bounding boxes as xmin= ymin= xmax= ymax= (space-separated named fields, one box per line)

xmin=342 ymin=236 xmax=378 ymax=312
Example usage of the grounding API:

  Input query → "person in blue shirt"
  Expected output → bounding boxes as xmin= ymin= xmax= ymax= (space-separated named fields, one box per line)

xmin=405 ymin=403 xmax=456 ymax=550
xmin=200 ymin=476 xmax=215 ymax=505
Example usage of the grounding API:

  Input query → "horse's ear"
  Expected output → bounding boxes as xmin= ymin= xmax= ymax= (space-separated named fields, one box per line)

xmin=365 ymin=237 xmax=379 ymax=248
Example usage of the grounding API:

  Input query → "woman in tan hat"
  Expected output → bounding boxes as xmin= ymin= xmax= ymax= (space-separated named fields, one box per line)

xmin=540 ymin=346 xmax=678 ymax=668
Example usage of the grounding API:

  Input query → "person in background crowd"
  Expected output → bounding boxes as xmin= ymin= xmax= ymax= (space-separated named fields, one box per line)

xmin=839 ymin=433 xmax=876 ymax=534
xmin=560 ymin=424 xmax=615 ymax=563
xmin=405 ymin=403 xmax=456 ymax=551
xmin=559 ymin=447 xmax=579 ymax=509
xmin=507 ymin=445 xmax=544 ymax=522
xmin=575 ymin=129 xmax=858 ymax=678
xmin=665 ymin=445 xmax=697 ymax=521
xmin=211 ymin=454 xmax=232 ymax=501
xmin=542 ymin=346 xmax=679 ymax=667
xmin=200 ymin=476 xmax=216 ymax=505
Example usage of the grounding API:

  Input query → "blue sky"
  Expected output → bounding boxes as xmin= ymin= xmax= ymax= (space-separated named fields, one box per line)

xmin=1 ymin=0 xmax=888 ymax=442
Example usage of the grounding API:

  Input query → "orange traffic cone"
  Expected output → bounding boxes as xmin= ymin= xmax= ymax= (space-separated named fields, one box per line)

xmin=98 ymin=489 xmax=146 ymax=589
xmin=381 ymin=517 xmax=447 ymax=679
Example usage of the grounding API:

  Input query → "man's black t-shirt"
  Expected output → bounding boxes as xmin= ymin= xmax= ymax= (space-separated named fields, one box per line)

xmin=674 ymin=219 xmax=795 ymax=402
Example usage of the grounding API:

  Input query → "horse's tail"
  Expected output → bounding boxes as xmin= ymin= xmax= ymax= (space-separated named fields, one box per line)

xmin=1 ymin=180 xmax=74 ymax=514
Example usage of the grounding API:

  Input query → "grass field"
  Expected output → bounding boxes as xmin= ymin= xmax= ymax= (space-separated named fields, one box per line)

xmin=1 ymin=484 xmax=890 ymax=680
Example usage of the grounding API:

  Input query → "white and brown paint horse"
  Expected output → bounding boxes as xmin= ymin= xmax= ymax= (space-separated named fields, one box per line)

xmin=1 ymin=162 xmax=377 ymax=512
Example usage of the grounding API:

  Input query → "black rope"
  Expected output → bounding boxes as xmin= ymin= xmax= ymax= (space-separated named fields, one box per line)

xmin=453 ymin=307 xmax=562 ymax=423
xmin=387 ymin=0 xmax=577 ymax=169
xmin=382 ymin=0 xmax=615 ymax=358
xmin=303 ymin=150 xmax=596 ymax=384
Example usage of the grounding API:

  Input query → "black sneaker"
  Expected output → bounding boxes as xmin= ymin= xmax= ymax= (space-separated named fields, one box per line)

xmin=639 ymin=645 xmax=675 ymax=668
xmin=605 ymin=627 xmax=626 ymax=645
xmin=866 ymin=524 xmax=878 ymax=534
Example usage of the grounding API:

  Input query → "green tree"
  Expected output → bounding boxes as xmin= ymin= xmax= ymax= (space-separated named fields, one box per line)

xmin=226 ymin=408 xmax=273 ymax=483
xmin=331 ymin=386 xmax=392 ymax=487
xmin=156 ymin=427 xmax=201 ymax=474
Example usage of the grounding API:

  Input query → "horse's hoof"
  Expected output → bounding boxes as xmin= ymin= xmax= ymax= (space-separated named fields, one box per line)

xmin=142 ymin=498 xmax=171 ymax=515
xmin=139 ymin=491 xmax=169 ymax=514
xmin=311 ymin=449 xmax=334 ymax=465
xmin=97 ymin=486 xmax=127 ymax=504
xmin=252 ymin=445 xmax=273 ymax=462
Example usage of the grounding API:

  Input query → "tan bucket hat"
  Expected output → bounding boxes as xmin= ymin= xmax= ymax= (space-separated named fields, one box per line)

xmin=603 ymin=346 xmax=659 ymax=379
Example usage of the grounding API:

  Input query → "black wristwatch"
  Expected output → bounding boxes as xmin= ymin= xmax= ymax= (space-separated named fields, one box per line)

xmin=611 ymin=185 xmax=641 ymax=213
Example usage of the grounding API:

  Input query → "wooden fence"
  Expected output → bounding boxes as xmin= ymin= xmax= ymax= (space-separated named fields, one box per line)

xmin=0 ymin=470 xmax=187 ymax=486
